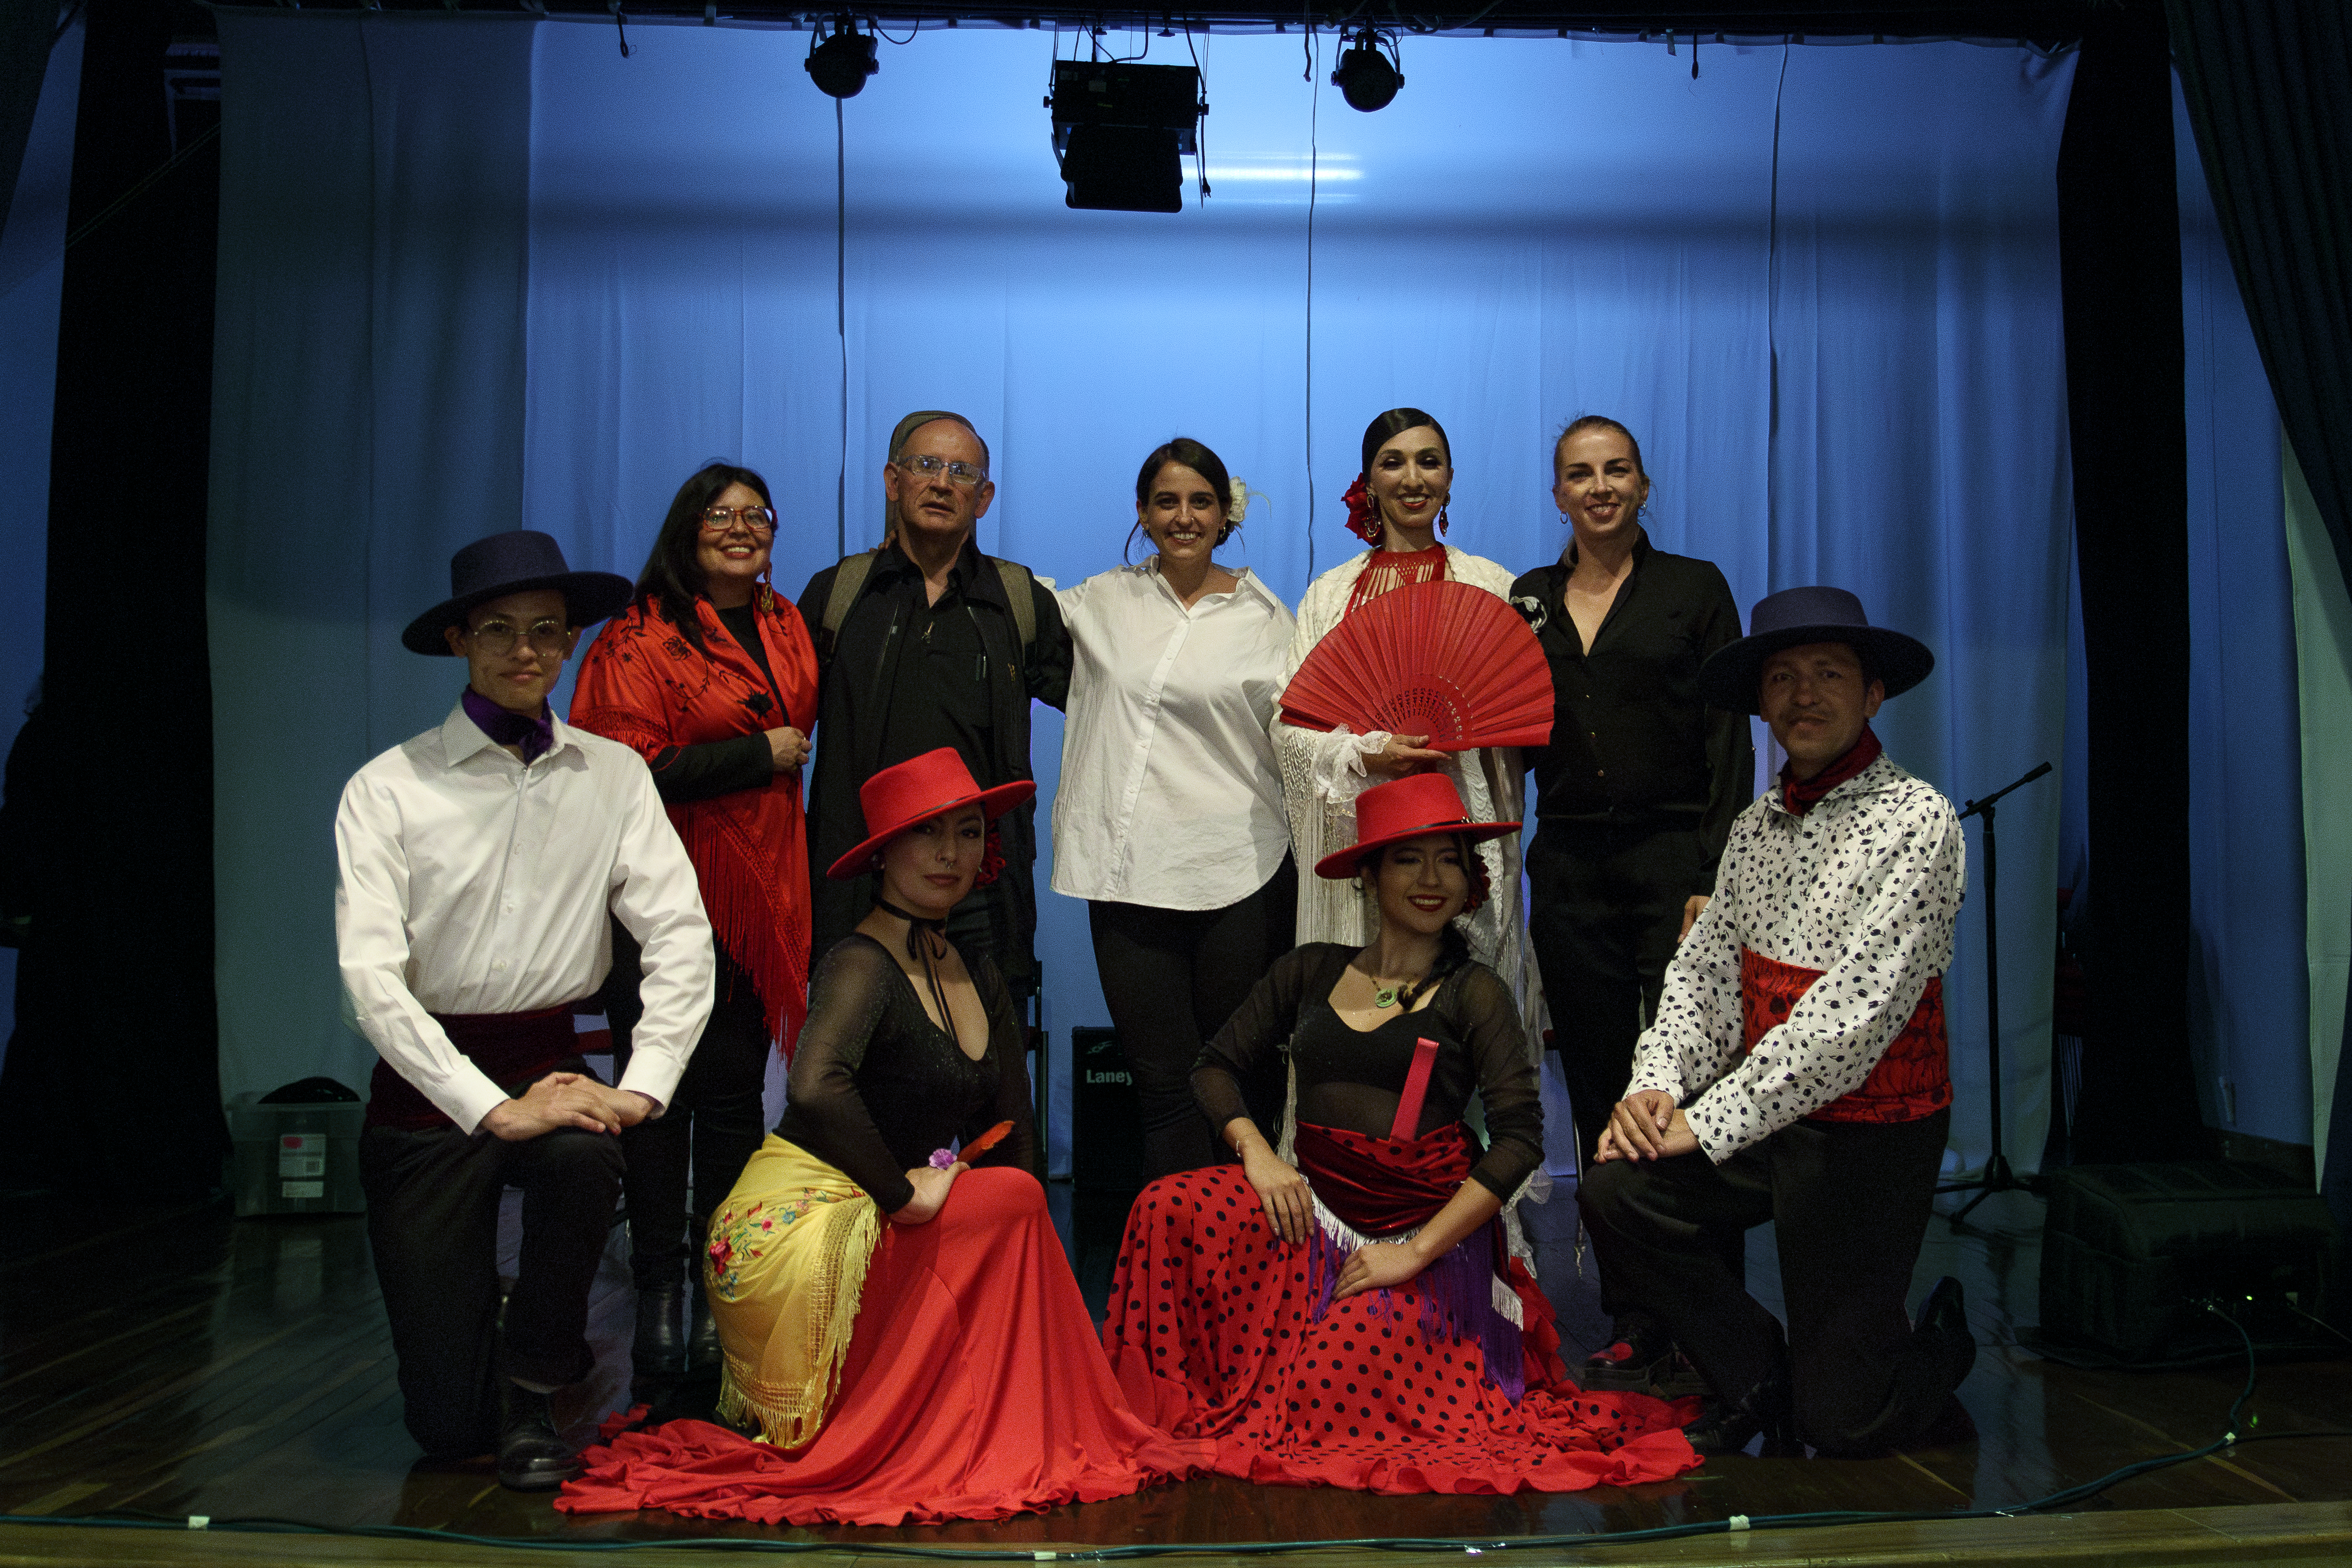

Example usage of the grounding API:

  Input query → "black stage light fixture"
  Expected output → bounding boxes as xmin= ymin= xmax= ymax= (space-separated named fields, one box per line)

xmin=806 ymin=16 xmax=878 ymax=99
xmin=1049 ymin=60 xmax=1204 ymax=213
xmin=1331 ymin=29 xmax=1402 ymax=113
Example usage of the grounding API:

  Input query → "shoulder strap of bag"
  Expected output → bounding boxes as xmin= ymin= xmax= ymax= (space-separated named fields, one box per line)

xmin=988 ymin=555 xmax=1036 ymax=663
xmin=816 ymin=549 xmax=880 ymax=668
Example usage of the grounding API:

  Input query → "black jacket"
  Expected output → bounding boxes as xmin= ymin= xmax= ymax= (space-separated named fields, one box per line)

xmin=797 ymin=539 xmax=1070 ymax=987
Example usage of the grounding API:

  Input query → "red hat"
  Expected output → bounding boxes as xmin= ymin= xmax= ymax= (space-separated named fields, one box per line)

xmin=1313 ymin=773 xmax=1520 ymax=880
xmin=825 ymin=748 xmax=1036 ymax=882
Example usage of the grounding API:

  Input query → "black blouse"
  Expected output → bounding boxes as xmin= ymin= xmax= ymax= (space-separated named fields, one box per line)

xmin=1191 ymin=943 xmax=1543 ymax=1202
xmin=773 ymin=934 xmax=1042 ymax=1213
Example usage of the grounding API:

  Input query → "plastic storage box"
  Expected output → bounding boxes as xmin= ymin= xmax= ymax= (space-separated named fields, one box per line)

xmin=228 ymin=1091 xmax=367 ymax=1216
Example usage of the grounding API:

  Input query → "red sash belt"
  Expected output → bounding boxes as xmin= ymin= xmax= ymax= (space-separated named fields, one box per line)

xmin=1292 ymin=1120 xmax=1473 ymax=1237
xmin=1290 ymin=1120 xmax=1564 ymax=1399
xmin=364 ymin=1003 xmax=582 ymax=1132
xmin=1739 ymin=947 xmax=1950 ymax=1124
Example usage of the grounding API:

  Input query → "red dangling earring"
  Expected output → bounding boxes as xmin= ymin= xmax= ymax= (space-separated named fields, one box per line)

xmin=1437 ymin=504 xmax=1451 ymax=537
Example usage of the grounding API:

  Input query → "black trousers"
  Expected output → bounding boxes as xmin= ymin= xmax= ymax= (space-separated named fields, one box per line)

xmin=359 ymin=1098 xmax=624 ymax=1457
xmin=607 ymin=932 xmax=769 ymax=1288
xmin=1577 ymin=1108 xmax=1953 ymax=1456
xmin=1527 ymin=823 xmax=1707 ymax=1166
xmin=1087 ymin=856 xmax=1296 ymax=1179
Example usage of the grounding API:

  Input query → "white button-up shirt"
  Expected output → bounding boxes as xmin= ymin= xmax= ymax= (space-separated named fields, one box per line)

xmin=335 ymin=700 xmax=715 ymax=1134
xmin=1052 ymin=562 xmax=1295 ymax=910
xmin=1629 ymin=752 xmax=1966 ymax=1161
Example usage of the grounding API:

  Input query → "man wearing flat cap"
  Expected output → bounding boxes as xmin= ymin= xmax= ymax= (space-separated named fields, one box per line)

xmin=798 ymin=411 xmax=1070 ymax=1002
xmin=1577 ymin=586 xmax=1976 ymax=1458
xmin=335 ymin=531 xmax=714 ymax=1489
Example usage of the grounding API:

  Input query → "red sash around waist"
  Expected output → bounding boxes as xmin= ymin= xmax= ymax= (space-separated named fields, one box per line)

xmin=1291 ymin=1119 xmax=1474 ymax=1238
xmin=364 ymin=1003 xmax=582 ymax=1132
xmin=1739 ymin=947 xmax=1949 ymax=1124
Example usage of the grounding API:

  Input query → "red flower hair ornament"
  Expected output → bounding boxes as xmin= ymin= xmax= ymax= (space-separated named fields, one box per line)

xmin=1342 ymin=475 xmax=1383 ymax=546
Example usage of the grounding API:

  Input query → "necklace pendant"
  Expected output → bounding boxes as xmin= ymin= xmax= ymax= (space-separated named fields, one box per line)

xmin=1372 ymin=986 xmax=1400 ymax=1009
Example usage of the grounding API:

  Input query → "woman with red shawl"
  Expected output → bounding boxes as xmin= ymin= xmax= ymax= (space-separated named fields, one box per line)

xmin=570 ymin=463 xmax=821 ymax=1383
xmin=1100 ymin=773 xmax=1701 ymax=1495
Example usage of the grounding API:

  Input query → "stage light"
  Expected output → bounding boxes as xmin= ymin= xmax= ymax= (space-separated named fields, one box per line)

xmin=1049 ymin=61 xmax=1205 ymax=214
xmin=1331 ymin=30 xmax=1402 ymax=113
xmin=806 ymin=17 xmax=878 ymax=100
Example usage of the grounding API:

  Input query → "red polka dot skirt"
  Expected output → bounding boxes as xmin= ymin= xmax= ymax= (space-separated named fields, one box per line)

xmin=1101 ymin=1166 xmax=1701 ymax=1494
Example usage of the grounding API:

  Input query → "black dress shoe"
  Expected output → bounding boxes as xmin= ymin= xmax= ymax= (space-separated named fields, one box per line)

xmin=1682 ymin=1365 xmax=1791 ymax=1457
xmin=633 ymin=1278 xmax=687 ymax=1382
xmin=1581 ymin=1316 xmax=1671 ymax=1390
xmin=1914 ymin=1275 xmax=1978 ymax=1387
xmin=496 ymin=1381 xmax=581 ymax=1491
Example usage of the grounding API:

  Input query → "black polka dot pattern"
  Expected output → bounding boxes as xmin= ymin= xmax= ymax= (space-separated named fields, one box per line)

xmin=1100 ymin=1167 xmax=1699 ymax=1492
xmin=1629 ymin=754 xmax=1964 ymax=1160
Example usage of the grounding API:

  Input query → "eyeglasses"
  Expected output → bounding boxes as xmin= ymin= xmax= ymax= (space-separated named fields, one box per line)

xmin=465 ymin=617 xmax=571 ymax=656
xmin=701 ymin=505 xmax=777 ymax=535
xmin=894 ymin=453 xmax=988 ymax=488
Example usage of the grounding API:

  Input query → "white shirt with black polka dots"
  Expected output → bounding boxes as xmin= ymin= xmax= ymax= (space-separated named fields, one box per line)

xmin=1626 ymin=752 xmax=1966 ymax=1162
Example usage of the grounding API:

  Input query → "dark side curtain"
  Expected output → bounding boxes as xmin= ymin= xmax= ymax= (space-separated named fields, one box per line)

xmin=2165 ymin=0 xmax=2352 ymax=1233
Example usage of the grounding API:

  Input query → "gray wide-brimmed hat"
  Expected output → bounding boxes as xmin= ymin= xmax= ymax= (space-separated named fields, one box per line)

xmin=400 ymin=530 xmax=633 ymax=655
xmin=1697 ymin=585 xmax=1935 ymax=715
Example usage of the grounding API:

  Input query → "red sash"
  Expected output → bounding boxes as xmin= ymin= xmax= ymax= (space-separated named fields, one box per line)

xmin=364 ymin=1004 xmax=581 ymax=1132
xmin=1290 ymin=1119 xmax=1566 ymax=1398
xmin=1739 ymin=947 xmax=1950 ymax=1124
xmin=1292 ymin=1119 xmax=1473 ymax=1237
xmin=571 ymin=593 xmax=822 ymax=1057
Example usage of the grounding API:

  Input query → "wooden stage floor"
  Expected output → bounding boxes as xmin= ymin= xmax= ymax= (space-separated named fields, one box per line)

xmin=2 ymin=1179 xmax=2349 ymax=1566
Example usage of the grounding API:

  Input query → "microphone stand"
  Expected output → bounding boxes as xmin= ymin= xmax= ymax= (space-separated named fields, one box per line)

xmin=1938 ymin=760 xmax=2052 ymax=1225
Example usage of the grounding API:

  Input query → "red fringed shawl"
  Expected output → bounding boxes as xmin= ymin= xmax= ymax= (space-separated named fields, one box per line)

xmin=572 ymin=591 xmax=822 ymax=1057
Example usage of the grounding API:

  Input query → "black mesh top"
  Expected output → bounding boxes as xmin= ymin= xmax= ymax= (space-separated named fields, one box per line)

xmin=1191 ymin=943 xmax=1543 ymax=1202
xmin=773 ymin=933 xmax=1041 ymax=1213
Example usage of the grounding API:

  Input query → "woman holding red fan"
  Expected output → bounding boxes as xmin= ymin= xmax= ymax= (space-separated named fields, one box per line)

xmin=1099 ymin=773 xmax=1699 ymax=1494
xmin=1271 ymin=409 xmax=1534 ymax=1014
xmin=1054 ymin=437 xmax=1298 ymax=1178
xmin=557 ymin=749 xmax=1208 ymax=1527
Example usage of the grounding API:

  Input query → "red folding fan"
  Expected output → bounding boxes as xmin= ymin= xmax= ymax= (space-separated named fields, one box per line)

xmin=1281 ymin=580 xmax=1553 ymax=750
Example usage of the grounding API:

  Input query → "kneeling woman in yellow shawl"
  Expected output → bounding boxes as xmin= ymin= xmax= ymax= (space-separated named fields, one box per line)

xmin=558 ymin=749 xmax=1207 ymax=1527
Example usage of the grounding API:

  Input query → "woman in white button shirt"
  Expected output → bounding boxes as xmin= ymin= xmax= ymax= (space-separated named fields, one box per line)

xmin=1054 ymin=439 xmax=1299 ymax=1178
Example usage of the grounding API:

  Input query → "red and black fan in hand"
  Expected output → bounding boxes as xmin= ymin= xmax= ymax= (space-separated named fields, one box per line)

xmin=1280 ymin=580 xmax=1553 ymax=750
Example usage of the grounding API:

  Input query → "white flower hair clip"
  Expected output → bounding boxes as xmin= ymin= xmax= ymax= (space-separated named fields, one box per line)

xmin=1228 ymin=479 xmax=1250 ymax=523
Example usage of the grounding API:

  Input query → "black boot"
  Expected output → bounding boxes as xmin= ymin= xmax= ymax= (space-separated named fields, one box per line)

xmin=1682 ymin=1363 xmax=1792 ymax=1457
xmin=687 ymin=1259 xmax=722 ymax=1375
xmin=496 ymin=1379 xmax=581 ymax=1491
xmin=632 ymin=1276 xmax=687 ymax=1382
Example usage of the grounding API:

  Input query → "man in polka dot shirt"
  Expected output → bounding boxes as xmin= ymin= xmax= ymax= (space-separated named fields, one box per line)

xmin=1576 ymin=586 xmax=1976 ymax=1459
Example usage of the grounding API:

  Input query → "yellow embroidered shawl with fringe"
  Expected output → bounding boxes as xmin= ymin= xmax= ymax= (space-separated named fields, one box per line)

xmin=705 ymin=1135 xmax=885 ymax=1449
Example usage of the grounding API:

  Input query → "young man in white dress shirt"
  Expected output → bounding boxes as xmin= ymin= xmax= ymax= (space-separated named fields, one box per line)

xmin=1577 ymin=586 xmax=1976 ymax=1458
xmin=336 ymin=532 xmax=714 ymax=1489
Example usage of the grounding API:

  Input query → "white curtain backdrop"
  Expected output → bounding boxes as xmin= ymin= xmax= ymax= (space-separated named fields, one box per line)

xmin=211 ymin=12 xmax=2080 ymax=1178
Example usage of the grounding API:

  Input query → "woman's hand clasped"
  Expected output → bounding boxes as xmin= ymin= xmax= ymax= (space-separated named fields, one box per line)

xmin=767 ymin=726 xmax=811 ymax=772
xmin=1333 ymin=1238 xmax=1425 ymax=1300
xmin=1366 ymin=733 xmax=1448 ymax=779
xmin=891 ymin=1161 xmax=964 ymax=1225
xmin=1242 ymin=1144 xmax=1314 ymax=1245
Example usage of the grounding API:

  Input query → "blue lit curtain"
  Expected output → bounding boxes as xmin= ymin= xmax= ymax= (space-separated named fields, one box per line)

xmin=212 ymin=13 xmax=2084 ymax=1176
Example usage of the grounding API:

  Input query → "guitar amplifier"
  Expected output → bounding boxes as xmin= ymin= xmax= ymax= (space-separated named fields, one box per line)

xmin=1070 ymin=1025 xmax=1148 ymax=1195
xmin=2038 ymin=1161 xmax=2340 ymax=1363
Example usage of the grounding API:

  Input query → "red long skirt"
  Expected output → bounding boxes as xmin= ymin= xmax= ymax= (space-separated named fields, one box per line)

xmin=1101 ymin=1166 xmax=1702 ymax=1494
xmin=557 ymin=1168 xmax=1210 ymax=1526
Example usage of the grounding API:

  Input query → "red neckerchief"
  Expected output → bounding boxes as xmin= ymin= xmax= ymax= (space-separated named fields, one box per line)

xmin=571 ymin=590 xmax=823 ymax=1056
xmin=1346 ymin=546 xmax=1447 ymax=615
xmin=1778 ymin=724 xmax=1882 ymax=816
